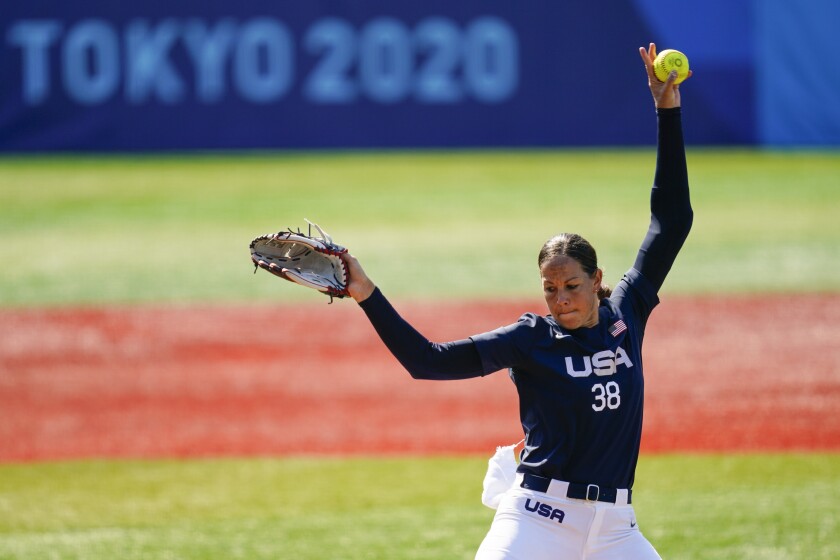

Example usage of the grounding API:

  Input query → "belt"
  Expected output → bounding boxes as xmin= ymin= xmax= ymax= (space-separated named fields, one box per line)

xmin=519 ymin=473 xmax=632 ymax=505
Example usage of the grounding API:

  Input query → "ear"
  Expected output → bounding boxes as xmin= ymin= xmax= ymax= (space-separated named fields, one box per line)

xmin=592 ymin=268 xmax=603 ymax=292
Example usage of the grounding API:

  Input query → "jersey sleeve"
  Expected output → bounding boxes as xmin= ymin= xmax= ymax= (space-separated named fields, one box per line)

xmin=469 ymin=313 xmax=539 ymax=373
xmin=357 ymin=287 xmax=490 ymax=380
xmin=632 ymin=107 xmax=694 ymax=293
xmin=610 ymin=267 xmax=660 ymax=326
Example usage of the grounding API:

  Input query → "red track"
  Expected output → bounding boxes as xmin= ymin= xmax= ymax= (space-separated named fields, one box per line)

xmin=1 ymin=295 xmax=838 ymax=462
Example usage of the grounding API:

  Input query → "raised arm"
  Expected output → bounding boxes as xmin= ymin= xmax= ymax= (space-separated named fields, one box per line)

xmin=633 ymin=44 xmax=694 ymax=292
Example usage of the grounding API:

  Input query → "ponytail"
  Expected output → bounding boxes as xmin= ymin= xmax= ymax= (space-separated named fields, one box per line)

xmin=597 ymin=282 xmax=612 ymax=300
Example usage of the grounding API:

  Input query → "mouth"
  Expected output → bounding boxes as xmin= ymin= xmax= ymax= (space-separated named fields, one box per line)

xmin=554 ymin=311 xmax=578 ymax=325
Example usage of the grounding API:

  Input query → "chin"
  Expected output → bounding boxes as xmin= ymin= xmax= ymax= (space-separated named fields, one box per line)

xmin=555 ymin=314 xmax=581 ymax=330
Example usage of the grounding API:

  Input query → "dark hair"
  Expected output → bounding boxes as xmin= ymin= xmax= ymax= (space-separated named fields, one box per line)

xmin=538 ymin=233 xmax=612 ymax=300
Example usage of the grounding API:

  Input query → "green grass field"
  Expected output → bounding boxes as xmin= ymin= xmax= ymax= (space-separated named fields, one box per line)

xmin=1 ymin=149 xmax=839 ymax=305
xmin=2 ymin=150 xmax=839 ymax=558
xmin=1 ymin=455 xmax=838 ymax=559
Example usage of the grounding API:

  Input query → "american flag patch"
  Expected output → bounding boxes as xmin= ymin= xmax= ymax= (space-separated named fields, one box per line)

xmin=609 ymin=320 xmax=627 ymax=337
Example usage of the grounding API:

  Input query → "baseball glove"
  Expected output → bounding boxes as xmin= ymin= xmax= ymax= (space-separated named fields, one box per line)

xmin=250 ymin=220 xmax=350 ymax=301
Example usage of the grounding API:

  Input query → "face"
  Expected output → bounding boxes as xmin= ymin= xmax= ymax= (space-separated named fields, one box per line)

xmin=540 ymin=255 xmax=602 ymax=330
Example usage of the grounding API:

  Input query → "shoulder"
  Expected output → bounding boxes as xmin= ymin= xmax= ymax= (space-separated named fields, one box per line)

xmin=470 ymin=311 xmax=552 ymax=350
xmin=516 ymin=311 xmax=547 ymax=326
xmin=610 ymin=268 xmax=660 ymax=314
xmin=468 ymin=311 xmax=551 ymax=370
xmin=492 ymin=312 xmax=554 ymax=340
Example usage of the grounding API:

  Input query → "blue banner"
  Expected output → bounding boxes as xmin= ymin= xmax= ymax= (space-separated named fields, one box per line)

xmin=2 ymin=1 xmax=833 ymax=151
xmin=755 ymin=0 xmax=840 ymax=146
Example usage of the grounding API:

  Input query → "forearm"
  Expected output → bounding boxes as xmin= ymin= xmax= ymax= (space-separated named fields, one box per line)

xmin=653 ymin=107 xmax=690 ymax=204
xmin=633 ymin=107 xmax=694 ymax=290
xmin=358 ymin=288 xmax=486 ymax=380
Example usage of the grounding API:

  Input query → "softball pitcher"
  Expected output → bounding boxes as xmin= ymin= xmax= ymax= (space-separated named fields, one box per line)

xmin=341 ymin=43 xmax=693 ymax=559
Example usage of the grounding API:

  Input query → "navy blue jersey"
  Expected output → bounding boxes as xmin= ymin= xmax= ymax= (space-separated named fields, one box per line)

xmin=470 ymin=268 xmax=658 ymax=489
xmin=358 ymin=107 xmax=692 ymax=491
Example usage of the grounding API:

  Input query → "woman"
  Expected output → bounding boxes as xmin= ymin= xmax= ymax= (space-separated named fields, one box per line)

xmin=341 ymin=43 xmax=693 ymax=559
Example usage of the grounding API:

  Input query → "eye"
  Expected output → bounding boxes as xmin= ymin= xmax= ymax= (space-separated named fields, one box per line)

xmin=544 ymin=286 xmax=555 ymax=294
xmin=567 ymin=284 xmax=580 ymax=291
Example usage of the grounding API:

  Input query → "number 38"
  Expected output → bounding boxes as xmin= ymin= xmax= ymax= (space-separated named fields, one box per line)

xmin=591 ymin=381 xmax=621 ymax=411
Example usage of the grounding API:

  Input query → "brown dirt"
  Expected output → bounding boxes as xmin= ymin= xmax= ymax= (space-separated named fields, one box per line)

xmin=1 ymin=295 xmax=838 ymax=462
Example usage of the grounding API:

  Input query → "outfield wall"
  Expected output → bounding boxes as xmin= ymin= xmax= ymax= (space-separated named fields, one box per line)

xmin=1 ymin=0 xmax=838 ymax=151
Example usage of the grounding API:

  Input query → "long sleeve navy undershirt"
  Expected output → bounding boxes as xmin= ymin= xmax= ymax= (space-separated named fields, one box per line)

xmin=359 ymin=107 xmax=692 ymax=380
xmin=634 ymin=107 xmax=693 ymax=291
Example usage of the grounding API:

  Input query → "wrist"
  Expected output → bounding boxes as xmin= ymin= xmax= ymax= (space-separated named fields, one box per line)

xmin=657 ymin=107 xmax=682 ymax=117
xmin=352 ymin=280 xmax=377 ymax=303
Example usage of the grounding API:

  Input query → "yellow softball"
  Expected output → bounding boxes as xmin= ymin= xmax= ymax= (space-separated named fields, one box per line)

xmin=653 ymin=49 xmax=690 ymax=84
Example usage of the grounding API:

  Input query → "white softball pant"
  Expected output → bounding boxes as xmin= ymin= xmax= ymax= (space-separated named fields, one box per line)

xmin=475 ymin=475 xmax=661 ymax=560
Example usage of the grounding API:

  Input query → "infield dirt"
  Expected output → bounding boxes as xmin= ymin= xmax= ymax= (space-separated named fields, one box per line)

xmin=1 ymin=295 xmax=838 ymax=462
